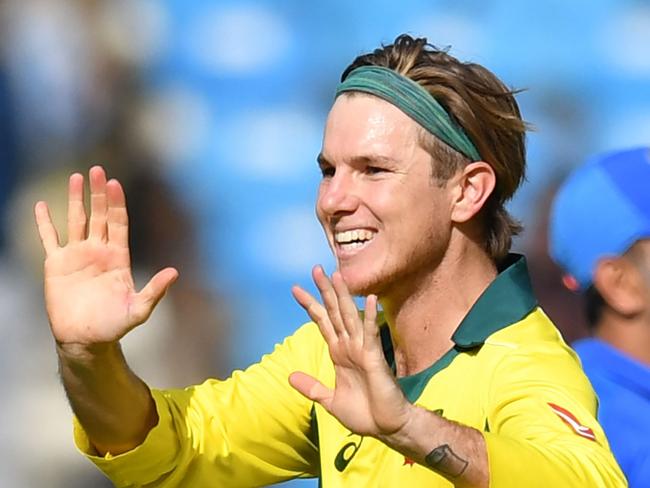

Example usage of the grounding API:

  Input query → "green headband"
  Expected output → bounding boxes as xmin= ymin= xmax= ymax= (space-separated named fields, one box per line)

xmin=336 ymin=66 xmax=481 ymax=161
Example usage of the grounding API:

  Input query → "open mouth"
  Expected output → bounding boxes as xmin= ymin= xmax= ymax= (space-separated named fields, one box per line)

xmin=334 ymin=229 xmax=376 ymax=251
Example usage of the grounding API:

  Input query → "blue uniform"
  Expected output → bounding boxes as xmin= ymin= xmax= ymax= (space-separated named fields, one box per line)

xmin=574 ymin=338 xmax=650 ymax=487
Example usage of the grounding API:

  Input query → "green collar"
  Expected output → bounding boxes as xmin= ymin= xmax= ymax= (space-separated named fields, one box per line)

xmin=381 ymin=254 xmax=538 ymax=402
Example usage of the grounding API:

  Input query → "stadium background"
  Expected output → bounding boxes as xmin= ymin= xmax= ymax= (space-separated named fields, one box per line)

xmin=0 ymin=0 xmax=648 ymax=486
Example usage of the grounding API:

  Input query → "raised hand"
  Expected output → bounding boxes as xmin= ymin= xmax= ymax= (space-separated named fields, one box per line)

xmin=289 ymin=266 xmax=412 ymax=438
xmin=35 ymin=166 xmax=178 ymax=347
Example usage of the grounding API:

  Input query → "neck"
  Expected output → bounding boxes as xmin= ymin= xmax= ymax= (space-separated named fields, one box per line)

xmin=380 ymin=242 xmax=497 ymax=377
xmin=596 ymin=314 xmax=650 ymax=367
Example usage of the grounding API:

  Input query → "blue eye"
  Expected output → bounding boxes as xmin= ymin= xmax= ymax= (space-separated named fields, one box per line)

xmin=366 ymin=166 xmax=385 ymax=174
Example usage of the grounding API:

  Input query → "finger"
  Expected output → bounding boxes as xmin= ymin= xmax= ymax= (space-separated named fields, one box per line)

xmin=332 ymin=271 xmax=362 ymax=340
xmin=88 ymin=166 xmax=108 ymax=241
xmin=34 ymin=201 xmax=60 ymax=255
xmin=292 ymin=285 xmax=337 ymax=345
xmin=66 ymin=173 xmax=86 ymax=243
xmin=312 ymin=265 xmax=347 ymax=338
xmin=130 ymin=267 xmax=179 ymax=325
xmin=362 ymin=294 xmax=381 ymax=351
xmin=289 ymin=371 xmax=334 ymax=412
xmin=107 ymin=178 xmax=129 ymax=249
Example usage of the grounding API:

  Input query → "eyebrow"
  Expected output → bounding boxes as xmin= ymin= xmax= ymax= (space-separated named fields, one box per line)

xmin=316 ymin=153 xmax=398 ymax=167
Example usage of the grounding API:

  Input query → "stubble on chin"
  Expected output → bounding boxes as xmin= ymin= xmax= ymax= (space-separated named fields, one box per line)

xmin=338 ymin=266 xmax=388 ymax=298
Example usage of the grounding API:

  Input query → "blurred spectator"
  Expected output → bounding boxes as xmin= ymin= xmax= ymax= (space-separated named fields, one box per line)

xmin=0 ymin=1 xmax=230 ymax=485
xmin=0 ymin=68 xmax=18 ymax=252
xmin=2 ymin=125 xmax=231 ymax=488
xmin=549 ymin=147 xmax=650 ymax=487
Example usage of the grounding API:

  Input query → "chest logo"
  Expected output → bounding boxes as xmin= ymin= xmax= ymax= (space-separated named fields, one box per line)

xmin=548 ymin=402 xmax=596 ymax=441
xmin=334 ymin=436 xmax=364 ymax=472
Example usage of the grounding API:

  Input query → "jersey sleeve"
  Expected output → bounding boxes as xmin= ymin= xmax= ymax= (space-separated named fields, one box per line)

xmin=73 ymin=322 xmax=325 ymax=487
xmin=483 ymin=345 xmax=628 ymax=487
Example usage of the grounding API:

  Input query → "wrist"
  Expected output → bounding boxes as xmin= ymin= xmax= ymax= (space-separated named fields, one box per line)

xmin=376 ymin=403 xmax=427 ymax=449
xmin=56 ymin=340 xmax=122 ymax=365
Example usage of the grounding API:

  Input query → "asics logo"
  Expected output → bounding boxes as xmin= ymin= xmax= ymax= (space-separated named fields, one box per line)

xmin=334 ymin=436 xmax=364 ymax=472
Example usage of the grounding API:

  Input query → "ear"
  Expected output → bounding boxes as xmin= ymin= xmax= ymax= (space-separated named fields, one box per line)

xmin=450 ymin=161 xmax=496 ymax=224
xmin=593 ymin=258 xmax=646 ymax=316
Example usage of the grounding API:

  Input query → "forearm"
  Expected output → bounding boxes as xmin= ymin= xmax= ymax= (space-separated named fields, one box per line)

xmin=378 ymin=405 xmax=488 ymax=488
xmin=57 ymin=341 xmax=158 ymax=456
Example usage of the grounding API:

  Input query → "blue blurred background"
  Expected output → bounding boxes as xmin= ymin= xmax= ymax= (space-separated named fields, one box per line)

xmin=0 ymin=0 xmax=648 ymax=486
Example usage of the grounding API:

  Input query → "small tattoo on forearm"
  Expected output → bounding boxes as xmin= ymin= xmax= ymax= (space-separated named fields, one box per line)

xmin=424 ymin=444 xmax=469 ymax=478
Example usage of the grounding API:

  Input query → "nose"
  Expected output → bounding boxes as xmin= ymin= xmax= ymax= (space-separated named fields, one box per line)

xmin=317 ymin=170 xmax=360 ymax=218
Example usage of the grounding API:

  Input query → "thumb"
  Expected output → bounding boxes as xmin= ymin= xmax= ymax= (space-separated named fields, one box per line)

xmin=289 ymin=371 xmax=334 ymax=411
xmin=130 ymin=267 xmax=179 ymax=324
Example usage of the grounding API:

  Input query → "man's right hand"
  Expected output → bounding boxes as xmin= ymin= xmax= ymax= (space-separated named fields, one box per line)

xmin=35 ymin=166 xmax=178 ymax=350
xmin=34 ymin=166 xmax=178 ymax=455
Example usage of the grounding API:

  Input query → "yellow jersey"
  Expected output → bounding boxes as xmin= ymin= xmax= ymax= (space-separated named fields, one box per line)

xmin=75 ymin=255 xmax=626 ymax=487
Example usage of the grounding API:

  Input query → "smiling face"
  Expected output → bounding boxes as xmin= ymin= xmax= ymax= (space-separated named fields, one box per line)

xmin=316 ymin=94 xmax=457 ymax=297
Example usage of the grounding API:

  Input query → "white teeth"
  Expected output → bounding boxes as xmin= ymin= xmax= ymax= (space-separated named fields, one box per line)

xmin=342 ymin=241 xmax=364 ymax=249
xmin=335 ymin=229 xmax=375 ymax=244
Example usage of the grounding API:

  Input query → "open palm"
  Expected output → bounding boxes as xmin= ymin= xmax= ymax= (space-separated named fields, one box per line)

xmin=35 ymin=167 xmax=178 ymax=347
xmin=290 ymin=266 xmax=412 ymax=438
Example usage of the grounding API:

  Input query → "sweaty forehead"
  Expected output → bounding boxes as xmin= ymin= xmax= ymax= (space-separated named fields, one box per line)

xmin=326 ymin=93 xmax=417 ymax=130
xmin=322 ymin=94 xmax=421 ymax=158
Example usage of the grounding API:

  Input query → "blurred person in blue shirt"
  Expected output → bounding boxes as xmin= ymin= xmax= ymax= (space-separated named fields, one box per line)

xmin=549 ymin=147 xmax=650 ymax=487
